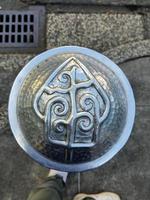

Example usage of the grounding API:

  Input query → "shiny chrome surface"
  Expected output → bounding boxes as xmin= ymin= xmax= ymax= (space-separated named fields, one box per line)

xmin=34 ymin=57 xmax=110 ymax=148
xmin=8 ymin=46 xmax=135 ymax=172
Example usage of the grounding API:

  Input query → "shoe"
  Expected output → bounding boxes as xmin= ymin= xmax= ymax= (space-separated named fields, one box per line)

xmin=48 ymin=169 xmax=68 ymax=183
xmin=73 ymin=192 xmax=121 ymax=200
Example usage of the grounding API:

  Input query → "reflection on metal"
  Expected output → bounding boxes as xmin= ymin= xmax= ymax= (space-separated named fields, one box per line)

xmin=8 ymin=46 xmax=135 ymax=172
xmin=34 ymin=57 xmax=110 ymax=148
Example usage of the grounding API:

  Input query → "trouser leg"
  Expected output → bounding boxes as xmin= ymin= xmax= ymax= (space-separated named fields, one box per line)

xmin=27 ymin=175 xmax=65 ymax=200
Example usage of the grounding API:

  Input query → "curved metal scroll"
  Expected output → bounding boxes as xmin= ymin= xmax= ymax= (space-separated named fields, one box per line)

xmin=34 ymin=57 xmax=110 ymax=148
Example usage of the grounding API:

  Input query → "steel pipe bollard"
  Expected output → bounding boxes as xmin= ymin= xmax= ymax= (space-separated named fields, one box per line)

xmin=8 ymin=46 xmax=135 ymax=172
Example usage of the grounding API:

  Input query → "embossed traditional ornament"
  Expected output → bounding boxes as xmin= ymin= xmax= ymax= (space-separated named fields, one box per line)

xmin=8 ymin=46 xmax=135 ymax=172
xmin=34 ymin=57 xmax=110 ymax=148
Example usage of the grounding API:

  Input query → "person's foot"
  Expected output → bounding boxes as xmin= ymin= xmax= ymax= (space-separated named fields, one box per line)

xmin=48 ymin=169 xmax=68 ymax=183
xmin=73 ymin=192 xmax=120 ymax=200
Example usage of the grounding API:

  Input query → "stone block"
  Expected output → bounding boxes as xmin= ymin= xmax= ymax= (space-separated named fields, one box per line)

xmin=47 ymin=13 xmax=144 ymax=52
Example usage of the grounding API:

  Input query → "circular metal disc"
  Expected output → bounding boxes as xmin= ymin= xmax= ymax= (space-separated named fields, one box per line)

xmin=8 ymin=46 xmax=135 ymax=172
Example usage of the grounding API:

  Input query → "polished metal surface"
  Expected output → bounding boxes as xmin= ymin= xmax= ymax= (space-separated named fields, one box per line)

xmin=8 ymin=46 xmax=135 ymax=172
xmin=34 ymin=57 xmax=110 ymax=148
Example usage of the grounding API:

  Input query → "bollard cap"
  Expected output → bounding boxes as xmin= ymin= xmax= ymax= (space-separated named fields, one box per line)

xmin=8 ymin=46 xmax=135 ymax=172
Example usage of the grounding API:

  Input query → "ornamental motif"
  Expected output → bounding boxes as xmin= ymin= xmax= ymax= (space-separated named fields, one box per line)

xmin=34 ymin=57 xmax=110 ymax=148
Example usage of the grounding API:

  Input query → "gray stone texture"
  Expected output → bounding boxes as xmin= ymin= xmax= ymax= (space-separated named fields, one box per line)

xmin=143 ymin=13 xmax=150 ymax=39
xmin=0 ymin=104 xmax=8 ymax=134
xmin=20 ymin=0 xmax=150 ymax=6
xmin=0 ymin=54 xmax=34 ymax=105
xmin=47 ymin=13 xmax=144 ymax=52
xmin=104 ymin=39 xmax=150 ymax=64
xmin=0 ymin=0 xmax=27 ymax=9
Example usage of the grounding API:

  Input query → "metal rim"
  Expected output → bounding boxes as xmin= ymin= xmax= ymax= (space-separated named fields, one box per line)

xmin=8 ymin=46 xmax=135 ymax=172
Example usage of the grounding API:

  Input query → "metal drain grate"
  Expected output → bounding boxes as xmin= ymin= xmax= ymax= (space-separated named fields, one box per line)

xmin=0 ymin=6 xmax=45 ymax=53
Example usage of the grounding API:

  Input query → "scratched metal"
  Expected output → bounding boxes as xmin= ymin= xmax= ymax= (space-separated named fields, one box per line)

xmin=8 ymin=46 xmax=135 ymax=172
